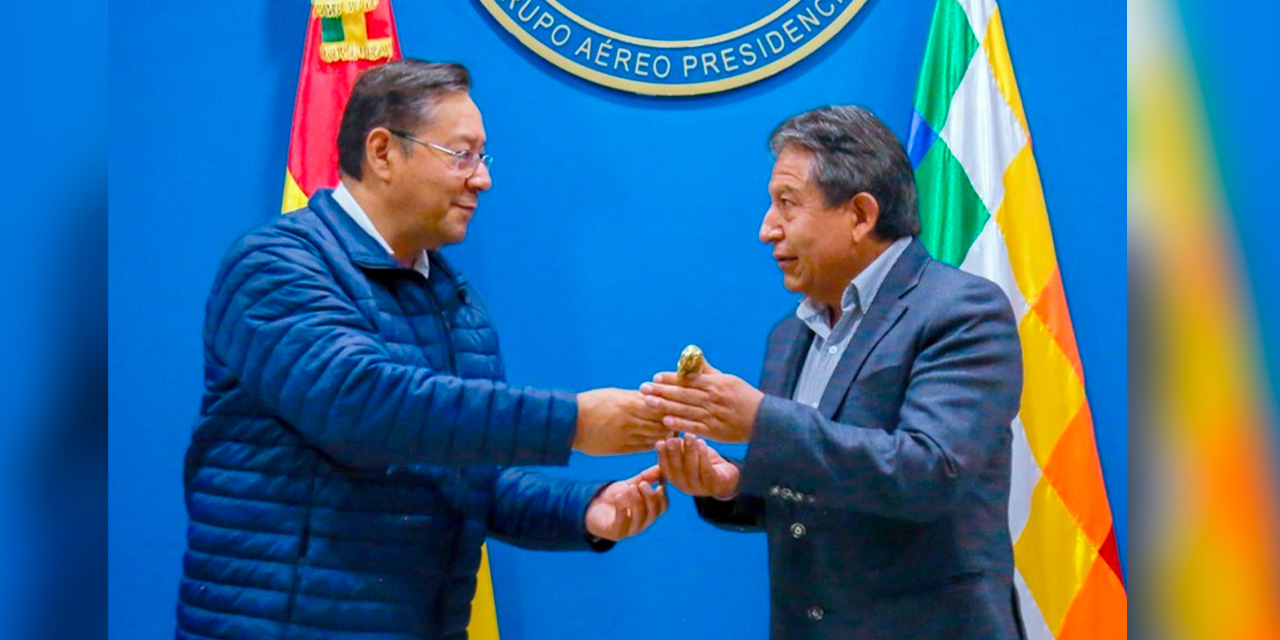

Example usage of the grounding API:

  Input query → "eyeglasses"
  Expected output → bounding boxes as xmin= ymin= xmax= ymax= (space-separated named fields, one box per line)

xmin=389 ymin=129 xmax=493 ymax=173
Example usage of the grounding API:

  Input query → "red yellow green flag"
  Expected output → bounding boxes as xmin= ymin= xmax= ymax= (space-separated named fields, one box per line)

xmin=280 ymin=3 xmax=504 ymax=639
xmin=282 ymin=0 xmax=401 ymax=212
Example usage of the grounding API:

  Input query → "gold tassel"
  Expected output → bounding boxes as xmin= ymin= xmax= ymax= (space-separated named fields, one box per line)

xmin=319 ymin=39 xmax=394 ymax=63
xmin=312 ymin=0 xmax=379 ymax=19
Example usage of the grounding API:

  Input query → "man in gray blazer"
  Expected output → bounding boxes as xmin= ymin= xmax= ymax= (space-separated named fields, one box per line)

xmin=641 ymin=106 xmax=1025 ymax=640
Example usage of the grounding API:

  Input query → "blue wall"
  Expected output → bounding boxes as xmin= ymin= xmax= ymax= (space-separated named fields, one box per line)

xmin=108 ymin=1 xmax=1124 ymax=638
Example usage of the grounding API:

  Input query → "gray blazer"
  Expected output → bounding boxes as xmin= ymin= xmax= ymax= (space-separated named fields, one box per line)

xmin=697 ymin=239 xmax=1027 ymax=640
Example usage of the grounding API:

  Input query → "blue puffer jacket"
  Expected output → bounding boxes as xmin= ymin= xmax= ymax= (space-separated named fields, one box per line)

xmin=178 ymin=189 xmax=607 ymax=640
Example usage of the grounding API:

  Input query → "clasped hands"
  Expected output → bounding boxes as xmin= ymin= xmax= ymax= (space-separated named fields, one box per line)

xmin=642 ymin=359 xmax=763 ymax=501
xmin=577 ymin=358 xmax=764 ymax=541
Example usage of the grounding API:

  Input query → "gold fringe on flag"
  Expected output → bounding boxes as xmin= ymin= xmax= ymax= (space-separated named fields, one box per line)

xmin=319 ymin=39 xmax=395 ymax=63
xmin=312 ymin=0 xmax=380 ymax=19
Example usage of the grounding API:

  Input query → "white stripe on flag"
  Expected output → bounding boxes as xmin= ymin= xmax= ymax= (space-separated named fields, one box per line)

xmin=938 ymin=47 xmax=1027 ymax=218
xmin=1007 ymin=414 xmax=1040 ymax=541
xmin=1014 ymin=568 xmax=1055 ymax=640
xmin=958 ymin=0 xmax=997 ymax=43
xmin=958 ymin=217 xmax=1029 ymax=319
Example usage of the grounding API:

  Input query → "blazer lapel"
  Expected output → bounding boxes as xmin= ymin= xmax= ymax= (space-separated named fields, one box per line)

xmin=761 ymin=317 xmax=813 ymax=398
xmin=816 ymin=240 xmax=930 ymax=419
xmin=779 ymin=322 xmax=813 ymax=399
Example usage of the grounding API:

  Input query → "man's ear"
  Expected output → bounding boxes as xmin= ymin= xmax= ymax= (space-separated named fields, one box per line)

xmin=364 ymin=127 xmax=397 ymax=182
xmin=847 ymin=192 xmax=881 ymax=243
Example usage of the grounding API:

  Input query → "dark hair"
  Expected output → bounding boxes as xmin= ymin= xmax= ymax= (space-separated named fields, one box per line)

xmin=337 ymin=59 xmax=471 ymax=180
xmin=768 ymin=105 xmax=920 ymax=239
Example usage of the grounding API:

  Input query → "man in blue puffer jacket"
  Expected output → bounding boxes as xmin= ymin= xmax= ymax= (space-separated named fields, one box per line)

xmin=177 ymin=60 xmax=672 ymax=640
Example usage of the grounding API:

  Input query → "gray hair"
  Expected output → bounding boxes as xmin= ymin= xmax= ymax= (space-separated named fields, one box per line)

xmin=768 ymin=105 xmax=920 ymax=239
xmin=337 ymin=59 xmax=471 ymax=180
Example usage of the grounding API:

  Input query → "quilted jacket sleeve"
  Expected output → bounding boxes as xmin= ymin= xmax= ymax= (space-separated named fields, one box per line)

xmin=204 ymin=231 xmax=578 ymax=471
xmin=486 ymin=468 xmax=613 ymax=551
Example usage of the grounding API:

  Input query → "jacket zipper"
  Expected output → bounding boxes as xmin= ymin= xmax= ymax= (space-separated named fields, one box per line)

xmin=420 ymin=275 xmax=457 ymax=375
xmin=281 ymin=463 xmax=319 ymax=638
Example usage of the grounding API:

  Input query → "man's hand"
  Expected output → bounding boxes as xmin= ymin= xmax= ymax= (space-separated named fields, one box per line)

xmin=574 ymin=388 xmax=671 ymax=455
xmin=639 ymin=362 xmax=764 ymax=444
xmin=656 ymin=434 xmax=740 ymax=500
xmin=584 ymin=466 xmax=668 ymax=541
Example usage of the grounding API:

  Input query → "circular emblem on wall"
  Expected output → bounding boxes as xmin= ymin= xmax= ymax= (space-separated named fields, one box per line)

xmin=477 ymin=0 xmax=870 ymax=96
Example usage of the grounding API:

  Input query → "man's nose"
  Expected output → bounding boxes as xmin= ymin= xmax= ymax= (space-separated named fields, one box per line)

xmin=468 ymin=162 xmax=492 ymax=192
xmin=759 ymin=208 xmax=782 ymax=243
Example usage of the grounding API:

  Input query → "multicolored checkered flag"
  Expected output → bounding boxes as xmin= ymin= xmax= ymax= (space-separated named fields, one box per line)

xmin=906 ymin=1 xmax=1126 ymax=637
xmin=1130 ymin=0 xmax=1280 ymax=637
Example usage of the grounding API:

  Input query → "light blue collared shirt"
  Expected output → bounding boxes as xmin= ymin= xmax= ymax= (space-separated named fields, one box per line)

xmin=332 ymin=182 xmax=431 ymax=280
xmin=791 ymin=236 xmax=913 ymax=408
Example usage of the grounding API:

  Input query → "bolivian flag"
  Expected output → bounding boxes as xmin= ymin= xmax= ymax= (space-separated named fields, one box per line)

xmin=282 ymin=0 xmax=401 ymax=212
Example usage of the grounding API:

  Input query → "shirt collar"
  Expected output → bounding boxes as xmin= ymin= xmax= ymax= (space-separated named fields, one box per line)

xmin=333 ymin=181 xmax=430 ymax=279
xmin=795 ymin=235 xmax=913 ymax=338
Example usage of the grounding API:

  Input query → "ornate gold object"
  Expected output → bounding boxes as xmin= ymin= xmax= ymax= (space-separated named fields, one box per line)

xmin=677 ymin=345 xmax=705 ymax=379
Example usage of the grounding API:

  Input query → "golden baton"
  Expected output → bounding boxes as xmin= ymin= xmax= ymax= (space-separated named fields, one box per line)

xmin=677 ymin=345 xmax=705 ymax=379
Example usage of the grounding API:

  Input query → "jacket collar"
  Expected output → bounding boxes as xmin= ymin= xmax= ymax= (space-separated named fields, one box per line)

xmin=309 ymin=188 xmax=402 ymax=270
xmin=307 ymin=188 xmax=460 ymax=283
